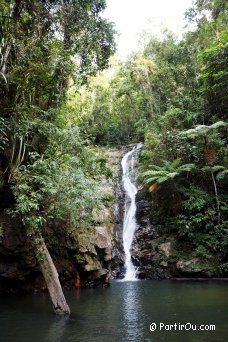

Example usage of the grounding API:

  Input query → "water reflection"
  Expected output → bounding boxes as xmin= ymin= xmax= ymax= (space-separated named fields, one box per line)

xmin=45 ymin=316 xmax=70 ymax=342
xmin=0 ymin=280 xmax=227 ymax=342
xmin=121 ymin=281 xmax=144 ymax=341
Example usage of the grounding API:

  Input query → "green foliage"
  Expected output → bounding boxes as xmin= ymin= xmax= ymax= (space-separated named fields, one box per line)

xmin=216 ymin=169 xmax=228 ymax=180
xmin=199 ymin=40 xmax=228 ymax=120
xmin=67 ymin=0 xmax=228 ymax=267
xmin=219 ymin=262 xmax=228 ymax=273
xmin=195 ymin=245 xmax=212 ymax=260
xmin=0 ymin=1 xmax=115 ymax=237
xmin=64 ymin=0 xmax=227 ymax=266
xmin=11 ymin=127 xmax=108 ymax=231
xmin=180 ymin=121 xmax=227 ymax=138
xmin=141 ymin=159 xmax=195 ymax=186
xmin=174 ymin=186 xmax=228 ymax=260
xmin=0 ymin=0 xmax=227 ymax=272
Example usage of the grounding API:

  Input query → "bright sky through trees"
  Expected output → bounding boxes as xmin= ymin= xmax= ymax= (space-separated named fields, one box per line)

xmin=103 ymin=0 xmax=193 ymax=58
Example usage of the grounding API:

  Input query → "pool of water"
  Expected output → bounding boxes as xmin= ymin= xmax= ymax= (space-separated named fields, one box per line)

xmin=0 ymin=280 xmax=227 ymax=341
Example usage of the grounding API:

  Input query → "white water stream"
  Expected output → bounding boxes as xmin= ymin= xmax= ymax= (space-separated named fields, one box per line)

xmin=121 ymin=143 xmax=143 ymax=281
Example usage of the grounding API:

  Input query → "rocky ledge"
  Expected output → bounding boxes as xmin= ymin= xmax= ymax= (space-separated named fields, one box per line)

xmin=130 ymin=187 xmax=227 ymax=279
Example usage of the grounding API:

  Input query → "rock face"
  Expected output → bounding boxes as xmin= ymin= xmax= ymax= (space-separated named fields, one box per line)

xmin=158 ymin=242 xmax=172 ymax=258
xmin=131 ymin=221 xmax=172 ymax=280
xmin=0 ymin=214 xmax=39 ymax=293
xmin=176 ymin=259 xmax=204 ymax=274
xmin=129 ymin=187 xmax=169 ymax=279
xmin=0 ymin=148 xmax=125 ymax=293
xmin=130 ymin=186 xmax=223 ymax=279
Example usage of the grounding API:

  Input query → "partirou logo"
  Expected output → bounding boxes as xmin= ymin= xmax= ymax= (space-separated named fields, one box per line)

xmin=150 ymin=322 xmax=215 ymax=332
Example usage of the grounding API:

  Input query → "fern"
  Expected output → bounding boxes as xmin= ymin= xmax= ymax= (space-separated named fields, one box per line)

xmin=180 ymin=121 xmax=227 ymax=138
xmin=141 ymin=159 xmax=195 ymax=187
xmin=216 ymin=170 xmax=228 ymax=180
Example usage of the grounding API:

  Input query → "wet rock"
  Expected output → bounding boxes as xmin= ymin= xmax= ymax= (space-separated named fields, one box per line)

xmin=110 ymin=240 xmax=124 ymax=278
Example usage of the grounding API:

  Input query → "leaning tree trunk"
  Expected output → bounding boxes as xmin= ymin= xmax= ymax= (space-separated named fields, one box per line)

xmin=30 ymin=229 xmax=70 ymax=315
xmin=211 ymin=170 xmax=221 ymax=224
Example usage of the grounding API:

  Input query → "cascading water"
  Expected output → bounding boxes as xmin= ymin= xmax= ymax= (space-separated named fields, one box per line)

xmin=121 ymin=143 xmax=143 ymax=281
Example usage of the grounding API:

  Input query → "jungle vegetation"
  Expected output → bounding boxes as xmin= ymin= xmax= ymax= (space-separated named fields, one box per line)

xmin=70 ymin=0 xmax=228 ymax=273
xmin=0 ymin=0 xmax=115 ymax=313
xmin=0 ymin=0 xmax=227 ymax=312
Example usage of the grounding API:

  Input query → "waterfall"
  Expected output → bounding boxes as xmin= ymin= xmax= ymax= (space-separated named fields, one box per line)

xmin=121 ymin=143 xmax=143 ymax=281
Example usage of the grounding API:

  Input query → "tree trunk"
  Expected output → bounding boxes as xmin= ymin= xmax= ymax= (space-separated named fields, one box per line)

xmin=211 ymin=170 xmax=221 ymax=224
xmin=30 ymin=230 xmax=70 ymax=315
xmin=0 ymin=44 xmax=11 ymax=75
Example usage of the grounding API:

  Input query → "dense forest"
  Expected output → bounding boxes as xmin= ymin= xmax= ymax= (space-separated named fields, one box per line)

xmin=70 ymin=0 xmax=227 ymax=276
xmin=0 ymin=0 xmax=227 ymax=314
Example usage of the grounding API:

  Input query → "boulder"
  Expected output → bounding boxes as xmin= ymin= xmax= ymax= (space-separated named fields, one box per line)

xmin=77 ymin=231 xmax=97 ymax=256
xmin=104 ymin=247 xmax=112 ymax=261
xmin=158 ymin=242 xmax=172 ymax=257
xmin=160 ymin=260 xmax=168 ymax=267
xmin=176 ymin=258 xmax=203 ymax=274
xmin=88 ymin=268 xmax=108 ymax=280
xmin=84 ymin=255 xmax=101 ymax=272
xmin=95 ymin=226 xmax=112 ymax=249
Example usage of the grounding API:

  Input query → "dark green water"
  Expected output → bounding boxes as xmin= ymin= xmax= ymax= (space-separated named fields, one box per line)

xmin=0 ymin=280 xmax=227 ymax=342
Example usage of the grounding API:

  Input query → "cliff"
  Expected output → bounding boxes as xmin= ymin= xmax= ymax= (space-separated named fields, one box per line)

xmin=131 ymin=186 xmax=228 ymax=279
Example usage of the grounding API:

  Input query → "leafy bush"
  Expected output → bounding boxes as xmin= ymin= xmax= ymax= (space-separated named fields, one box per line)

xmin=175 ymin=186 xmax=228 ymax=259
xmin=11 ymin=127 xmax=108 ymax=233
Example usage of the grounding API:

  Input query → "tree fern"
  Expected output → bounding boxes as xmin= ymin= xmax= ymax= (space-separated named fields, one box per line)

xmin=216 ymin=169 xmax=228 ymax=180
xmin=141 ymin=159 xmax=195 ymax=188
xmin=180 ymin=121 xmax=227 ymax=138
